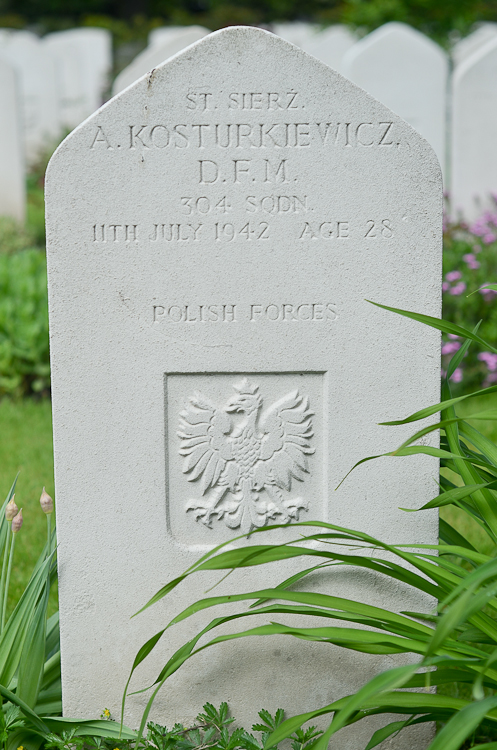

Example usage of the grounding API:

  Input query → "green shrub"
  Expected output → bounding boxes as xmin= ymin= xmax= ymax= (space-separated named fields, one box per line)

xmin=0 ymin=250 xmax=50 ymax=397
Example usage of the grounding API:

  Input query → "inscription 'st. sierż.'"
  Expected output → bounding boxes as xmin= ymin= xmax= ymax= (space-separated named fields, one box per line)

xmin=178 ymin=378 xmax=315 ymax=534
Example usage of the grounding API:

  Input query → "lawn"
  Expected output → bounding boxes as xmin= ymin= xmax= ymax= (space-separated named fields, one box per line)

xmin=0 ymin=397 xmax=56 ymax=615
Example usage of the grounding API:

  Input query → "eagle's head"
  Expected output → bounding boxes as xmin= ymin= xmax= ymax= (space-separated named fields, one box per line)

xmin=225 ymin=379 xmax=262 ymax=415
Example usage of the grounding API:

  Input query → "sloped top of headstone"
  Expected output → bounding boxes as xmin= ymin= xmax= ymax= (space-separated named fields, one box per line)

xmin=453 ymin=32 xmax=497 ymax=81
xmin=453 ymin=22 xmax=497 ymax=66
xmin=344 ymin=21 xmax=446 ymax=65
xmin=302 ymin=24 xmax=356 ymax=71
xmin=112 ymin=25 xmax=210 ymax=95
xmin=149 ymin=25 xmax=192 ymax=48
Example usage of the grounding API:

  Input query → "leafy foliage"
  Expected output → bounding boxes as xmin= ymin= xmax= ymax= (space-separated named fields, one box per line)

xmin=0 ymin=250 xmax=50 ymax=397
xmin=124 ymin=303 xmax=497 ymax=749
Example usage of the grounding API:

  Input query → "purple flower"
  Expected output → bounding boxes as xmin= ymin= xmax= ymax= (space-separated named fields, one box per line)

xmin=446 ymin=270 xmax=462 ymax=282
xmin=463 ymin=253 xmax=480 ymax=269
xmin=448 ymin=334 xmax=460 ymax=340
xmin=450 ymin=368 xmax=463 ymax=383
xmin=478 ymin=352 xmax=497 ymax=371
xmin=484 ymin=233 xmax=496 ymax=244
xmin=450 ymin=282 xmax=467 ymax=296
xmin=480 ymin=285 xmax=497 ymax=298
xmin=442 ymin=341 xmax=461 ymax=355
xmin=442 ymin=281 xmax=450 ymax=292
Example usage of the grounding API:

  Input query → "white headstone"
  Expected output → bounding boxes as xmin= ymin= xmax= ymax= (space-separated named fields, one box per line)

xmin=43 ymin=32 xmax=93 ymax=129
xmin=451 ymin=36 xmax=497 ymax=219
xmin=148 ymin=26 xmax=186 ymax=48
xmin=46 ymin=27 xmax=440 ymax=749
xmin=271 ymin=22 xmax=320 ymax=48
xmin=0 ymin=58 xmax=25 ymax=222
xmin=112 ymin=26 xmax=209 ymax=95
xmin=51 ymin=28 xmax=112 ymax=113
xmin=343 ymin=22 xmax=448 ymax=175
xmin=452 ymin=23 xmax=497 ymax=66
xmin=0 ymin=31 xmax=60 ymax=161
xmin=302 ymin=24 xmax=356 ymax=72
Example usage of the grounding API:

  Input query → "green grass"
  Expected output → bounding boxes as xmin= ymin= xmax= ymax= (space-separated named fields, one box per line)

xmin=0 ymin=397 xmax=56 ymax=616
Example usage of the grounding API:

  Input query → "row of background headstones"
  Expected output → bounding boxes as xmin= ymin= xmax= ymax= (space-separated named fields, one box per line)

xmin=1 ymin=21 xmax=497 ymax=224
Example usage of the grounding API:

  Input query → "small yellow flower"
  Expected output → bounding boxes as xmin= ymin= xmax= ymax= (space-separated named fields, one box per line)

xmin=18 ymin=745 xmax=25 ymax=750
xmin=102 ymin=708 xmax=111 ymax=719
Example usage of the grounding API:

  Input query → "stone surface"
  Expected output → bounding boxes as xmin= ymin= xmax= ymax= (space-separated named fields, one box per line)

xmin=343 ymin=22 xmax=448 ymax=175
xmin=46 ymin=27 xmax=441 ymax=748
xmin=0 ymin=57 xmax=25 ymax=221
xmin=43 ymin=32 xmax=93 ymax=129
xmin=451 ymin=36 xmax=497 ymax=219
xmin=452 ymin=23 xmax=497 ymax=66
xmin=112 ymin=26 xmax=210 ymax=95
xmin=0 ymin=31 xmax=60 ymax=161
xmin=302 ymin=25 xmax=356 ymax=72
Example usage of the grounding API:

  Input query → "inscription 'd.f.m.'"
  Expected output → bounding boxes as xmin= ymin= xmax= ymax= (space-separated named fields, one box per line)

xmin=178 ymin=378 xmax=314 ymax=534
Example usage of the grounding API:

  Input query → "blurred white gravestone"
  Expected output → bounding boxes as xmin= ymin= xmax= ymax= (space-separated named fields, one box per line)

xmin=302 ymin=25 xmax=356 ymax=72
xmin=43 ymin=32 xmax=92 ymax=129
xmin=46 ymin=27 xmax=441 ymax=748
xmin=0 ymin=31 xmax=60 ymax=162
xmin=52 ymin=28 xmax=112 ymax=113
xmin=452 ymin=23 xmax=497 ymax=66
xmin=112 ymin=26 xmax=209 ymax=95
xmin=452 ymin=37 xmax=497 ymax=219
xmin=0 ymin=58 xmax=25 ymax=222
xmin=343 ymin=22 xmax=448 ymax=176
xmin=148 ymin=26 xmax=190 ymax=48
xmin=271 ymin=22 xmax=320 ymax=47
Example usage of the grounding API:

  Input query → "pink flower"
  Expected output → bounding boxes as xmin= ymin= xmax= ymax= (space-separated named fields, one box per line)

xmin=446 ymin=271 xmax=462 ymax=282
xmin=484 ymin=372 xmax=497 ymax=387
xmin=484 ymin=233 xmax=496 ymax=244
xmin=450 ymin=282 xmax=466 ymax=296
xmin=450 ymin=368 xmax=463 ymax=383
xmin=442 ymin=281 xmax=450 ymax=292
xmin=448 ymin=334 xmax=460 ymax=340
xmin=478 ymin=352 xmax=497 ymax=371
xmin=442 ymin=341 xmax=461 ymax=355
xmin=480 ymin=286 xmax=497 ymax=298
xmin=463 ymin=253 xmax=480 ymax=269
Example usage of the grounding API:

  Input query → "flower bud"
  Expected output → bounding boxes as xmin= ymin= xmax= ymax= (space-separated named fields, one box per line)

xmin=5 ymin=496 xmax=18 ymax=523
xmin=40 ymin=487 xmax=53 ymax=515
xmin=12 ymin=510 xmax=23 ymax=535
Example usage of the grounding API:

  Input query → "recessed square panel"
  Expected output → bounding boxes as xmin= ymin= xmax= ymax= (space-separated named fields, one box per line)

xmin=166 ymin=372 xmax=326 ymax=547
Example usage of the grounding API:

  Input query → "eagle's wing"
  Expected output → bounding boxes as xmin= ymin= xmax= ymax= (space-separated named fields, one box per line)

xmin=255 ymin=390 xmax=314 ymax=491
xmin=178 ymin=391 xmax=236 ymax=495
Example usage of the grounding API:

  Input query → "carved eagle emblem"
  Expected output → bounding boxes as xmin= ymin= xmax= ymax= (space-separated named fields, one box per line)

xmin=178 ymin=378 xmax=315 ymax=533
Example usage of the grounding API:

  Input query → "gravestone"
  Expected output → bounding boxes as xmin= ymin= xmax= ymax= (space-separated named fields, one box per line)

xmin=302 ymin=25 xmax=356 ymax=72
xmin=451 ymin=36 xmax=497 ymax=219
xmin=0 ymin=31 xmax=60 ymax=162
xmin=0 ymin=58 xmax=25 ymax=222
xmin=46 ymin=27 xmax=441 ymax=748
xmin=112 ymin=26 xmax=210 ymax=95
xmin=343 ymin=22 xmax=448 ymax=176
xmin=51 ymin=28 xmax=112 ymax=114
xmin=271 ymin=22 xmax=320 ymax=48
xmin=43 ymin=32 xmax=92 ymax=129
xmin=149 ymin=26 xmax=190 ymax=48
xmin=452 ymin=23 xmax=497 ymax=66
